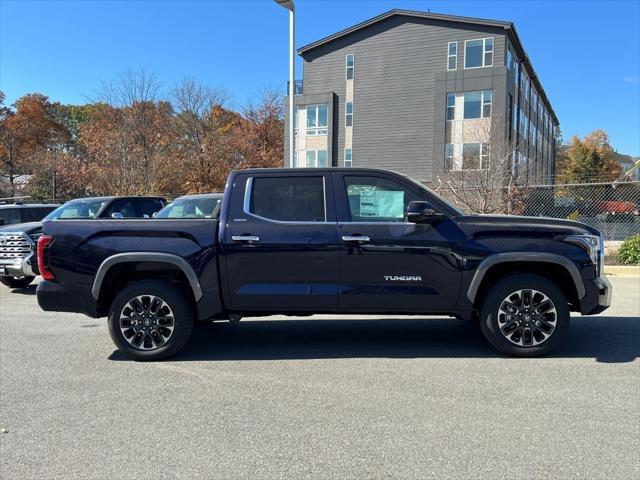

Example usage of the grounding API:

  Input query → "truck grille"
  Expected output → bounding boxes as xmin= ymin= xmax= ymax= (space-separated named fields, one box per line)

xmin=0 ymin=233 xmax=33 ymax=260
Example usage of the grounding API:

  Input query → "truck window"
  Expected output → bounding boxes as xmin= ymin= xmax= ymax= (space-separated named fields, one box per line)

xmin=344 ymin=176 xmax=418 ymax=222
xmin=21 ymin=207 xmax=56 ymax=223
xmin=248 ymin=176 xmax=326 ymax=222
xmin=0 ymin=208 xmax=21 ymax=225
xmin=105 ymin=200 xmax=138 ymax=218
xmin=136 ymin=199 xmax=164 ymax=218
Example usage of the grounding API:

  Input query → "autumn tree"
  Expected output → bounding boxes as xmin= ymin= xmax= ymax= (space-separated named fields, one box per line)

xmin=170 ymin=78 xmax=239 ymax=192
xmin=557 ymin=130 xmax=622 ymax=184
xmin=239 ymin=89 xmax=284 ymax=169
xmin=78 ymin=70 xmax=179 ymax=195
xmin=0 ymin=92 xmax=70 ymax=198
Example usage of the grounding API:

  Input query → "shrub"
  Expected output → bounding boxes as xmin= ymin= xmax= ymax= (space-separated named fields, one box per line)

xmin=617 ymin=235 xmax=640 ymax=266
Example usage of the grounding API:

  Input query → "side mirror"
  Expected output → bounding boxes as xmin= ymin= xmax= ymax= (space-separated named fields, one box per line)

xmin=406 ymin=201 xmax=445 ymax=224
xmin=111 ymin=212 xmax=124 ymax=219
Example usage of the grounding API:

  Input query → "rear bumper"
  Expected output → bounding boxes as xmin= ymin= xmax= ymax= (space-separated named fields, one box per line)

xmin=580 ymin=275 xmax=612 ymax=315
xmin=37 ymin=280 xmax=98 ymax=317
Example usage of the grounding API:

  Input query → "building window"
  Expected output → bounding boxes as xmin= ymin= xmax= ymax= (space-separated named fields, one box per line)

xmin=462 ymin=143 xmax=489 ymax=170
xmin=464 ymin=37 xmax=493 ymax=68
xmin=446 ymin=93 xmax=455 ymax=120
xmin=294 ymin=106 xmax=299 ymax=134
xmin=506 ymin=44 xmax=513 ymax=70
xmin=445 ymin=144 xmax=454 ymax=171
xmin=447 ymin=41 xmax=457 ymax=70
xmin=508 ymin=93 xmax=514 ymax=139
xmin=482 ymin=90 xmax=492 ymax=118
xmin=306 ymin=104 xmax=328 ymax=136
xmin=514 ymin=61 xmax=519 ymax=86
xmin=524 ymin=74 xmax=530 ymax=100
xmin=481 ymin=143 xmax=490 ymax=167
xmin=345 ymin=101 xmax=353 ymax=127
xmin=306 ymin=149 xmax=328 ymax=167
xmin=463 ymin=90 xmax=492 ymax=119
xmin=344 ymin=148 xmax=352 ymax=167
xmin=346 ymin=54 xmax=354 ymax=80
xmin=293 ymin=150 xmax=298 ymax=167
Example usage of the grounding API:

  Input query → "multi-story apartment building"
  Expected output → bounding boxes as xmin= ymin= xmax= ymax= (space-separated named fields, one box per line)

xmin=285 ymin=9 xmax=559 ymax=185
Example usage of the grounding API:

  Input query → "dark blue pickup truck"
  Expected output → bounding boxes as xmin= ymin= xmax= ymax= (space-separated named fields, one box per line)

xmin=36 ymin=168 xmax=611 ymax=360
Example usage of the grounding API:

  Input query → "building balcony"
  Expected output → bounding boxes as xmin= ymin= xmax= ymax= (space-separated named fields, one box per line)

xmin=286 ymin=80 xmax=303 ymax=95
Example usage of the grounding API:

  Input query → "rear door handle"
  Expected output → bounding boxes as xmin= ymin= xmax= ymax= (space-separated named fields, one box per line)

xmin=232 ymin=235 xmax=260 ymax=242
xmin=341 ymin=235 xmax=370 ymax=243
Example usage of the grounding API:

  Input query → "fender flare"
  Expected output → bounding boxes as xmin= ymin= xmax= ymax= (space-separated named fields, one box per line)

xmin=466 ymin=252 xmax=586 ymax=303
xmin=91 ymin=252 xmax=203 ymax=301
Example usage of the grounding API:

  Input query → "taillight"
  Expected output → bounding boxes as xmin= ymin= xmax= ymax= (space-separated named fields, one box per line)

xmin=37 ymin=235 xmax=55 ymax=280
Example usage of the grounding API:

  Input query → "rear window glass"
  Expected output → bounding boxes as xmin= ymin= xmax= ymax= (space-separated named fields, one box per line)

xmin=248 ymin=177 xmax=325 ymax=222
xmin=0 ymin=208 xmax=20 ymax=225
xmin=21 ymin=207 xmax=56 ymax=223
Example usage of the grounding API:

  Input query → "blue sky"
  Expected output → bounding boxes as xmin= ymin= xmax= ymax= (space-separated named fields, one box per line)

xmin=1 ymin=0 xmax=639 ymax=155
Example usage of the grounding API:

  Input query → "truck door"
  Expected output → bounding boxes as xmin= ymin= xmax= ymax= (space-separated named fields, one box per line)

xmin=221 ymin=172 xmax=339 ymax=312
xmin=333 ymin=172 xmax=463 ymax=312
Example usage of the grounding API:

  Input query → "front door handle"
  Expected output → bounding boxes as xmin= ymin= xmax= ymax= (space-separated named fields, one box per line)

xmin=342 ymin=235 xmax=371 ymax=243
xmin=232 ymin=235 xmax=260 ymax=243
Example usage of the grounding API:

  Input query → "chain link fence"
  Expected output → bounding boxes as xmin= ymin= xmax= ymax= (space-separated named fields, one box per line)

xmin=437 ymin=181 xmax=640 ymax=242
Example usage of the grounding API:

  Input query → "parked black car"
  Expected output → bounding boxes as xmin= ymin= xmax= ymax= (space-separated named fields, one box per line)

xmin=36 ymin=169 xmax=610 ymax=360
xmin=0 ymin=196 xmax=165 ymax=288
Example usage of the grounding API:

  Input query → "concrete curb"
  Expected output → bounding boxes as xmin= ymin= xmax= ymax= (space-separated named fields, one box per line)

xmin=604 ymin=265 xmax=640 ymax=277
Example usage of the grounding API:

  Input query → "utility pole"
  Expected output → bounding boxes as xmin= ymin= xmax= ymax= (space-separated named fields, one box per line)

xmin=274 ymin=0 xmax=295 ymax=167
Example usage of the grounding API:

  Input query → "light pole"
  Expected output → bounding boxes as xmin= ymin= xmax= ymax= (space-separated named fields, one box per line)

xmin=274 ymin=0 xmax=295 ymax=167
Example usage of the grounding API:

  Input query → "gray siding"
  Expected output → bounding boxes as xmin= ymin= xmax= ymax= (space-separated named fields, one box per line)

xmin=301 ymin=15 xmax=507 ymax=182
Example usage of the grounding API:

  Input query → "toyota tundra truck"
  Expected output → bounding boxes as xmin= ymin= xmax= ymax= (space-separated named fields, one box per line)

xmin=36 ymin=168 xmax=611 ymax=360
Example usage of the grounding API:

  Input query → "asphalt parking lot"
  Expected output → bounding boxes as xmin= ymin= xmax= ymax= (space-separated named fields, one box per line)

xmin=1 ymin=277 xmax=639 ymax=480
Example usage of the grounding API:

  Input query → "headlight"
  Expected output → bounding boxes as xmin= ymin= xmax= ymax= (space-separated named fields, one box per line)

xmin=564 ymin=234 xmax=603 ymax=276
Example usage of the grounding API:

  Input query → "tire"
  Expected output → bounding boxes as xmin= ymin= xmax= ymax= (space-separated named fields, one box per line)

xmin=0 ymin=276 xmax=35 ymax=288
xmin=479 ymin=274 xmax=570 ymax=357
xmin=108 ymin=280 xmax=194 ymax=361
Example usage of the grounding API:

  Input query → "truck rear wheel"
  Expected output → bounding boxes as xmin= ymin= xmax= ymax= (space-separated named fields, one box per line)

xmin=479 ymin=274 xmax=570 ymax=357
xmin=108 ymin=280 xmax=194 ymax=361
xmin=0 ymin=276 xmax=35 ymax=288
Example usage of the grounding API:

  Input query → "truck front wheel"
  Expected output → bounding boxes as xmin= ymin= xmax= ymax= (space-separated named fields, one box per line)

xmin=108 ymin=280 xmax=194 ymax=361
xmin=479 ymin=274 xmax=570 ymax=357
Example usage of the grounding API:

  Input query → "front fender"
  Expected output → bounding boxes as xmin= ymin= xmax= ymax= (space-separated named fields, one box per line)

xmin=466 ymin=252 xmax=586 ymax=303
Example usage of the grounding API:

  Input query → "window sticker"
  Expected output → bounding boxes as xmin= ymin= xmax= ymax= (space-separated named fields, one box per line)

xmin=358 ymin=190 xmax=404 ymax=218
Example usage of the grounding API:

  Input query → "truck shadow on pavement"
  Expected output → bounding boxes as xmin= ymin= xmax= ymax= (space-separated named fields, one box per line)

xmin=108 ymin=316 xmax=640 ymax=364
xmin=8 ymin=285 xmax=37 ymax=295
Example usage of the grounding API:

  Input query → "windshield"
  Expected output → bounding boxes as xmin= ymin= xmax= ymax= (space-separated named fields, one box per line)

xmin=154 ymin=196 xmax=222 ymax=219
xmin=44 ymin=200 xmax=107 ymax=220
